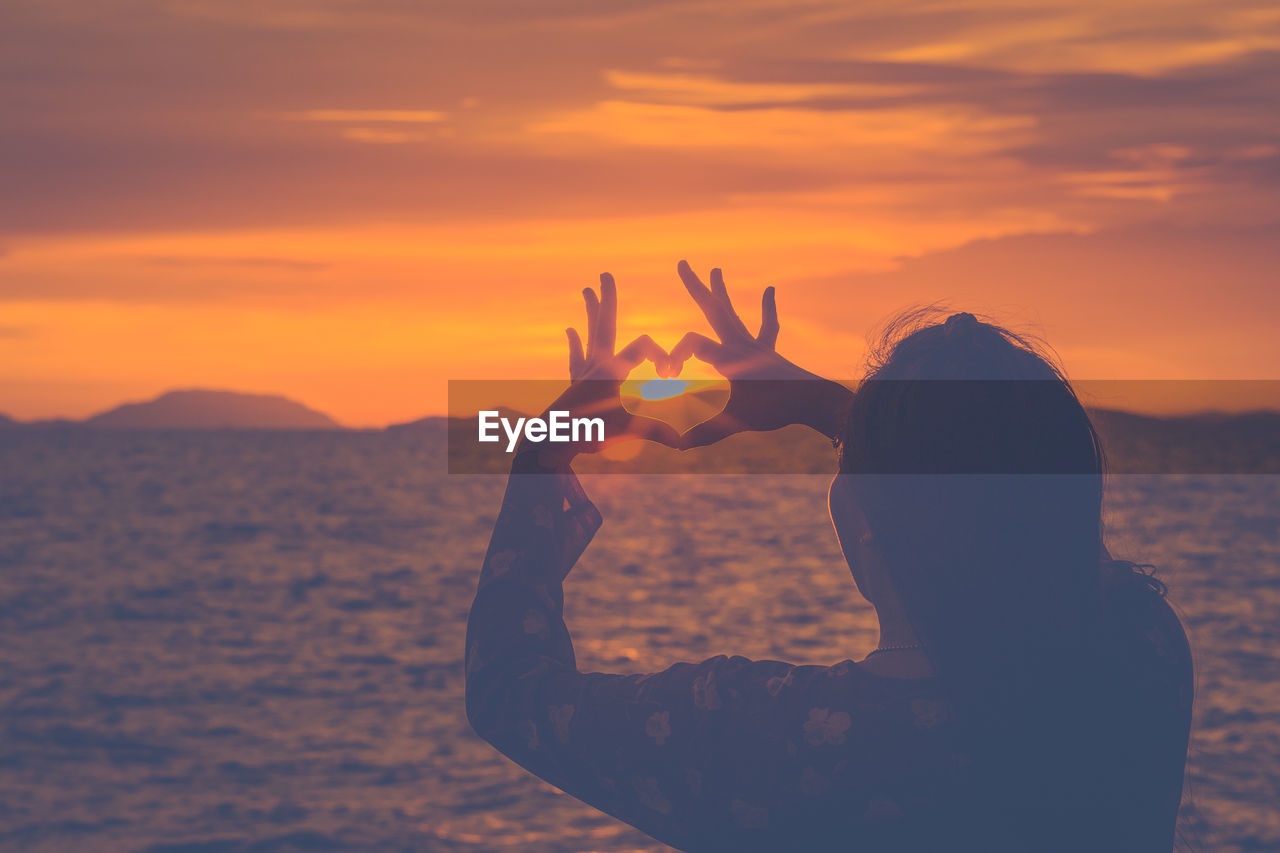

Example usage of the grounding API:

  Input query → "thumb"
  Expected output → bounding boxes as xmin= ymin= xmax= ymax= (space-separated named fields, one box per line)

xmin=626 ymin=413 xmax=685 ymax=450
xmin=680 ymin=412 xmax=743 ymax=449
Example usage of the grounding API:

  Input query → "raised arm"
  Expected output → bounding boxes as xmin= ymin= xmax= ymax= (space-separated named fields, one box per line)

xmin=463 ymin=273 xmax=892 ymax=850
xmin=465 ymin=271 xmax=676 ymax=726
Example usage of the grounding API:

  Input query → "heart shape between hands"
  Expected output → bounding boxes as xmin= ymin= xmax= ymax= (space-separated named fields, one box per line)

xmin=618 ymin=348 xmax=733 ymax=443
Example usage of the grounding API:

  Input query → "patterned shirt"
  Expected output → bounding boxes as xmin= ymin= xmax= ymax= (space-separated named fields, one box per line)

xmin=464 ymin=451 xmax=1192 ymax=852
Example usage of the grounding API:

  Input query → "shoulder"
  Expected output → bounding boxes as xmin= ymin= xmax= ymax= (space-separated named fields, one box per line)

xmin=1096 ymin=570 xmax=1194 ymax=717
xmin=1100 ymin=566 xmax=1191 ymax=663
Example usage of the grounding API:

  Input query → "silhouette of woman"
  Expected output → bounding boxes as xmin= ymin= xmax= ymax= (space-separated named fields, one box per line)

xmin=465 ymin=261 xmax=1193 ymax=852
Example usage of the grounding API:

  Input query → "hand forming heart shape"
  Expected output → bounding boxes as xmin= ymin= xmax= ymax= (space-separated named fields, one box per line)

xmin=546 ymin=261 xmax=849 ymax=461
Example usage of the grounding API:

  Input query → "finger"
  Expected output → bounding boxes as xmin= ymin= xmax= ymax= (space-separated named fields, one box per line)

xmin=677 ymin=260 xmax=738 ymax=341
xmin=626 ymin=413 xmax=685 ymax=450
xmin=583 ymin=286 xmax=599 ymax=357
xmin=680 ymin=412 xmax=743 ymax=449
xmin=567 ymin=327 xmax=586 ymax=379
xmin=756 ymin=285 xmax=779 ymax=349
xmin=669 ymin=331 xmax=726 ymax=368
xmin=709 ymin=266 xmax=729 ymax=301
xmin=615 ymin=333 xmax=667 ymax=371
xmin=710 ymin=267 xmax=752 ymax=339
xmin=677 ymin=259 xmax=712 ymax=302
xmin=597 ymin=273 xmax=617 ymax=356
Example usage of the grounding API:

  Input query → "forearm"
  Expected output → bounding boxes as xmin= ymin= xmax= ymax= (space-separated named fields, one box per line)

xmin=464 ymin=449 xmax=598 ymax=739
xmin=786 ymin=374 xmax=855 ymax=440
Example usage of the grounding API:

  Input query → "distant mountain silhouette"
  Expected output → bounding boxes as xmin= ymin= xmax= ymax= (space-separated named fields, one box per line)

xmin=385 ymin=415 xmax=449 ymax=435
xmin=85 ymin=389 xmax=341 ymax=430
xmin=1089 ymin=407 xmax=1280 ymax=473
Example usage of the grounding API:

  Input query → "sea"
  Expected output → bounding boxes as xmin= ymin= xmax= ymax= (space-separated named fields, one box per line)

xmin=0 ymin=429 xmax=1276 ymax=852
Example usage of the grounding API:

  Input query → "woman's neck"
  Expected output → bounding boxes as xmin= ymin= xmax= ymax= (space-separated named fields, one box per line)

xmin=872 ymin=586 xmax=920 ymax=649
xmin=861 ymin=594 xmax=935 ymax=677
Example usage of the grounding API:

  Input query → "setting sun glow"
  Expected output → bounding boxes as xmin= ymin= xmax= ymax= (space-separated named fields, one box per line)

xmin=639 ymin=379 xmax=690 ymax=401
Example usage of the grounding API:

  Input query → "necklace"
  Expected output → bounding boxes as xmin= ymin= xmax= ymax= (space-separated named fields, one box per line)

xmin=866 ymin=642 xmax=926 ymax=657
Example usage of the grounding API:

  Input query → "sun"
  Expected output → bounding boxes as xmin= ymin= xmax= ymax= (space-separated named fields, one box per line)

xmin=638 ymin=378 xmax=689 ymax=400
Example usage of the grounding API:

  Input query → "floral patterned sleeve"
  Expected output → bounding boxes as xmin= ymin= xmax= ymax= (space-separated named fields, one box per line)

xmin=464 ymin=450 xmax=948 ymax=852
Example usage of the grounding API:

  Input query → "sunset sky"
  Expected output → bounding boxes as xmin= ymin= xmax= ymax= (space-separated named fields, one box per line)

xmin=2 ymin=0 xmax=1278 ymax=426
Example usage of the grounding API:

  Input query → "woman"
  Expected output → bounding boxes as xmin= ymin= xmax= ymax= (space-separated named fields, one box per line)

xmin=464 ymin=261 xmax=1193 ymax=852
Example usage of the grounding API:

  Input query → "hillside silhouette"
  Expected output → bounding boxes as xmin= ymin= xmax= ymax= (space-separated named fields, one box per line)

xmin=85 ymin=389 xmax=341 ymax=430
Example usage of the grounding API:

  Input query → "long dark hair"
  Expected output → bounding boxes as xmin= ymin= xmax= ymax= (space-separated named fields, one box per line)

xmin=837 ymin=308 xmax=1174 ymax=847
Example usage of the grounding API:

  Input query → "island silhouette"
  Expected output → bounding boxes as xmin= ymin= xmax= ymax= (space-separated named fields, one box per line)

xmin=1 ymin=389 xmax=340 ymax=430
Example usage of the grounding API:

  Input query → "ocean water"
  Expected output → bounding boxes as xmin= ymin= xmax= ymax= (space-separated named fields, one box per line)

xmin=0 ymin=430 xmax=1276 ymax=852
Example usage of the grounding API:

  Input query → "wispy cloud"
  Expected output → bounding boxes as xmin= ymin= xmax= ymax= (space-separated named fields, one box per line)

xmin=3 ymin=1 xmax=1278 ymax=234
xmin=285 ymin=109 xmax=448 ymax=123
xmin=339 ymin=127 xmax=433 ymax=144
xmin=144 ymin=255 xmax=331 ymax=272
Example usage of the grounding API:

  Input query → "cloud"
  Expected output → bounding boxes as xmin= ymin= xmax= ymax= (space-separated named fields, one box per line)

xmin=0 ymin=0 xmax=1276 ymax=237
xmin=143 ymin=256 xmax=331 ymax=272
xmin=285 ymin=109 xmax=448 ymax=122
xmin=339 ymin=127 xmax=434 ymax=143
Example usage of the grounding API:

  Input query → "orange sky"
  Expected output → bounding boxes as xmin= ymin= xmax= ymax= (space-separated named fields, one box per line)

xmin=2 ymin=0 xmax=1278 ymax=426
